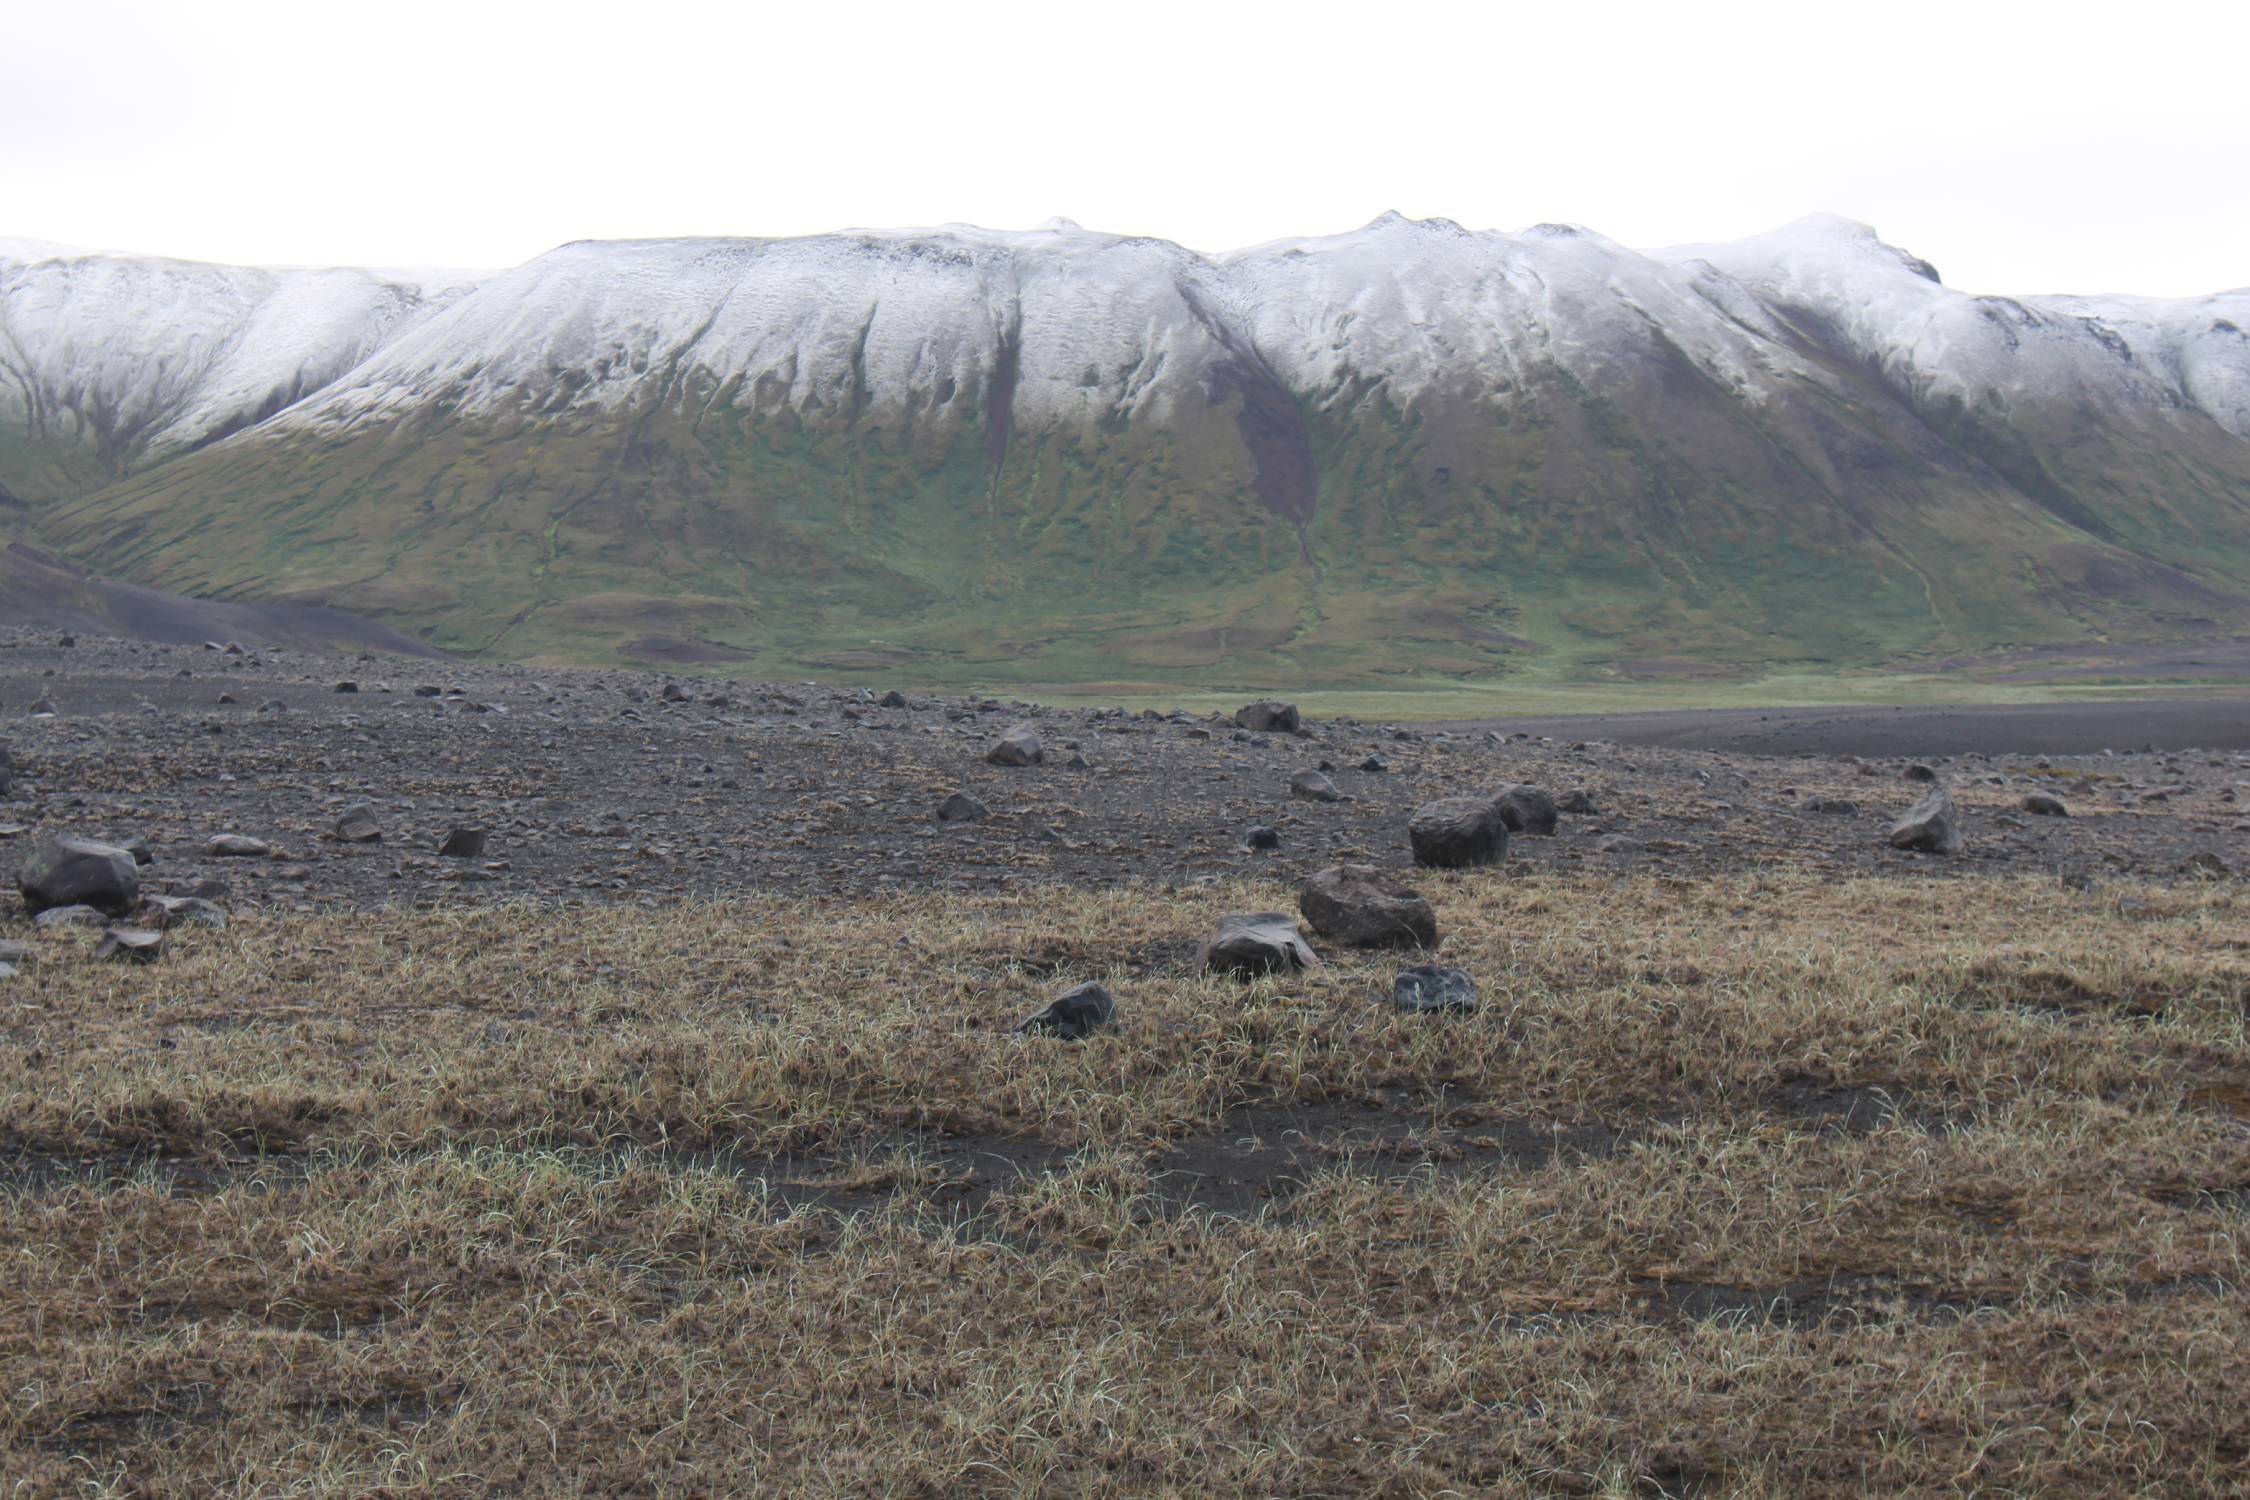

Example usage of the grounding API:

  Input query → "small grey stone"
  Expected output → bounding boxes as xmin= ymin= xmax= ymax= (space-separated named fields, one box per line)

xmin=1391 ymin=966 xmax=1478 ymax=1015
xmin=1201 ymin=913 xmax=1318 ymax=978
xmin=334 ymin=803 xmax=383 ymax=843
xmin=1494 ymin=784 xmax=1559 ymax=836
xmin=95 ymin=927 xmax=164 ymax=964
xmin=18 ymin=836 xmax=139 ymax=915
xmin=1889 ymin=788 xmax=1965 ymax=855
xmin=986 ymin=726 xmax=1044 ymax=767
xmin=438 ymin=827 xmax=489 ymax=859
xmin=207 ymin=834 xmax=271 ymax=857
xmin=1289 ymin=769 xmax=1342 ymax=802
xmin=1299 ymin=864 xmax=1438 ymax=949
xmin=143 ymin=894 xmax=227 ymax=930
xmin=1234 ymin=700 xmax=1301 ymax=735
xmin=1409 ymin=796 xmax=1509 ymax=869
xmin=1019 ymin=981 xmax=1117 ymax=1040
xmin=936 ymin=791 xmax=989 ymax=823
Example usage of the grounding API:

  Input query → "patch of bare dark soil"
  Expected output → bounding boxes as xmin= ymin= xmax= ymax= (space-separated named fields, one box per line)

xmin=1 ymin=628 xmax=2244 ymax=911
xmin=0 ymin=542 xmax=445 ymax=657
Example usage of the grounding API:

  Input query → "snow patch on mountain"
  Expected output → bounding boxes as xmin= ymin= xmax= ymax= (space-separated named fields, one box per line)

xmin=4 ymin=216 xmax=2247 ymax=488
xmin=1658 ymin=215 xmax=2250 ymax=438
xmin=0 ymin=240 xmax=477 ymax=467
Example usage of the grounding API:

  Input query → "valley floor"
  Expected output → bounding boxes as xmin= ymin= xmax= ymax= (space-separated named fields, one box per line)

xmin=3 ymin=630 xmax=2248 ymax=1495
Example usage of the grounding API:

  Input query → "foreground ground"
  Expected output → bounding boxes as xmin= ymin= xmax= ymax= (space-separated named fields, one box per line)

xmin=6 ymin=878 xmax=2249 ymax=1495
xmin=4 ymin=632 xmax=2249 ymax=1494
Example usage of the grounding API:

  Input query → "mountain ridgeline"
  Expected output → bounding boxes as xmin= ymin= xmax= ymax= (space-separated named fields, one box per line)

xmin=3 ymin=214 xmax=2248 ymax=686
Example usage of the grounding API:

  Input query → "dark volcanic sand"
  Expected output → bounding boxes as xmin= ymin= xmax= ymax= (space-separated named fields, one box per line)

xmin=1 ymin=628 xmax=2245 ymax=913
xmin=1450 ymin=698 xmax=2250 ymax=758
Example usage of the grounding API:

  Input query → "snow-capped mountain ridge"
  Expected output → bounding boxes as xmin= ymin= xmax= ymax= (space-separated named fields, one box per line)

xmin=8 ymin=213 xmax=2246 ymax=488
xmin=6 ymin=216 xmax=2250 ymax=681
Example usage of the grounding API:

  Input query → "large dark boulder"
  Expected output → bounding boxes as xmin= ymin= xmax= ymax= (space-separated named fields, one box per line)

xmin=1408 ymin=797 xmax=1510 ymax=868
xmin=1298 ymin=864 xmax=1438 ymax=950
xmin=18 ymin=837 xmax=140 ymax=916
xmin=1889 ymin=788 xmax=1966 ymax=854
xmin=1494 ymin=784 xmax=1559 ymax=836
xmin=1234 ymin=700 xmax=1301 ymax=735
xmin=1200 ymin=913 xmax=1318 ymax=978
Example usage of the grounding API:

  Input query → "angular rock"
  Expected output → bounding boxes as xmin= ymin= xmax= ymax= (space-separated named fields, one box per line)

xmin=208 ymin=834 xmax=271 ymax=858
xmin=1888 ymin=788 xmax=1965 ymax=854
xmin=1289 ymin=769 xmax=1342 ymax=802
xmin=661 ymin=682 xmax=692 ymax=703
xmin=438 ymin=827 xmax=489 ymax=859
xmin=936 ymin=791 xmax=989 ymax=823
xmin=1243 ymin=825 xmax=1281 ymax=852
xmin=33 ymin=904 xmax=108 ymax=929
xmin=1595 ymin=834 xmax=1646 ymax=856
xmin=879 ymin=690 xmax=909 ymax=708
xmin=0 ymin=743 xmax=12 ymax=798
xmin=1390 ymin=965 xmax=1478 ymax=1015
xmin=95 ymin=927 xmax=163 ymax=964
xmin=1299 ymin=864 xmax=1438 ymax=950
xmin=1805 ymin=797 xmax=1860 ymax=815
xmin=122 ymin=835 xmax=155 ymax=865
xmin=1358 ymin=755 xmax=1388 ymax=773
xmin=412 ymin=684 xmax=443 ymax=698
xmin=256 ymin=699 xmax=288 ymax=713
xmin=18 ymin=836 xmax=140 ymax=915
xmin=2020 ymin=792 xmax=2070 ymax=817
xmin=334 ymin=803 xmax=383 ymax=843
xmin=27 ymin=699 xmax=57 ymax=717
xmin=1019 ymin=981 xmax=1117 ymax=1040
xmin=1234 ymin=700 xmax=1301 ymax=735
xmin=334 ymin=680 xmax=359 ymax=694
xmin=1408 ymin=796 xmax=1510 ymax=868
xmin=1557 ymin=788 xmax=1598 ymax=815
xmin=0 ymin=939 xmax=25 ymax=965
xmin=986 ymin=726 xmax=1044 ymax=767
xmin=1904 ymin=763 xmax=1939 ymax=782
xmin=1200 ymin=913 xmax=1318 ymax=978
xmin=1494 ymin=784 xmax=1559 ymax=836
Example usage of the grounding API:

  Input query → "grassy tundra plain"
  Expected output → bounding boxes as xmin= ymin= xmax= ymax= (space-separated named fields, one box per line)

xmin=6 ymin=871 xmax=2249 ymax=1496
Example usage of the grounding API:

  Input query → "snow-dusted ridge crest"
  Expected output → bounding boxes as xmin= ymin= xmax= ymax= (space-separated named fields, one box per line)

xmin=4 ymin=212 xmax=2249 ymax=491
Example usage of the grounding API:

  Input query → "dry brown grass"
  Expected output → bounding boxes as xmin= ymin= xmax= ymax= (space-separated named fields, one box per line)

xmin=4 ymin=871 xmax=2249 ymax=1495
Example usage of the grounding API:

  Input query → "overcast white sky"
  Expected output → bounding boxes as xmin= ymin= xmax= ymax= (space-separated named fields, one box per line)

xmin=5 ymin=0 xmax=2244 ymax=296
